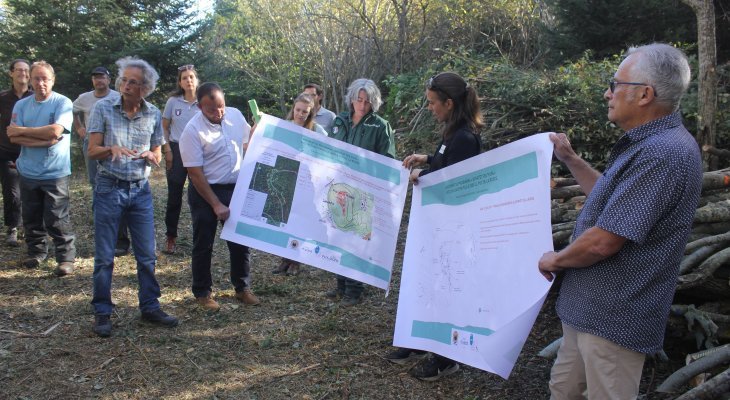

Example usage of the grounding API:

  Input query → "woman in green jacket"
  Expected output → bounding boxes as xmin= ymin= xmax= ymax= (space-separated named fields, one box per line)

xmin=327 ymin=78 xmax=396 ymax=306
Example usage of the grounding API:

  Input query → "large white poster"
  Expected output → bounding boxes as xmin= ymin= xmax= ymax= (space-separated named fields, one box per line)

xmin=393 ymin=133 xmax=554 ymax=378
xmin=221 ymin=115 xmax=409 ymax=291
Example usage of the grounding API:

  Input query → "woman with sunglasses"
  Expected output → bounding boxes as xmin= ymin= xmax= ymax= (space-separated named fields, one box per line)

xmin=272 ymin=93 xmax=327 ymax=276
xmin=161 ymin=64 xmax=199 ymax=254
xmin=389 ymin=72 xmax=483 ymax=381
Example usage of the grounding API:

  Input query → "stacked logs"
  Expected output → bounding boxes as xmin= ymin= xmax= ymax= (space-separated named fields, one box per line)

xmin=549 ymin=169 xmax=730 ymax=398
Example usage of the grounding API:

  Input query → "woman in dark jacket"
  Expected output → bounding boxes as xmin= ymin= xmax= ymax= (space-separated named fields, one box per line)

xmin=389 ymin=72 xmax=483 ymax=381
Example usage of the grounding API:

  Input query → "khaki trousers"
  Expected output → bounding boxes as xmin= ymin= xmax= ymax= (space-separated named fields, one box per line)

xmin=549 ymin=323 xmax=646 ymax=400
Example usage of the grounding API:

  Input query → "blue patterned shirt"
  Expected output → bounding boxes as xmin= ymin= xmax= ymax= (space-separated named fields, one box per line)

xmin=556 ymin=112 xmax=703 ymax=354
xmin=87 ymin=96 xmax=163 ymax=181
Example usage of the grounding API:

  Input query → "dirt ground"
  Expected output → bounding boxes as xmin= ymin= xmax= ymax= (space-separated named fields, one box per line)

xmin=0 ymin=169 xmax=688 ymax=399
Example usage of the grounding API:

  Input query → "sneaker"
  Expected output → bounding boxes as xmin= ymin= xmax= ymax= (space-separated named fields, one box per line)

xmin=93 ymin=314 xmax=112 ymax=337
xmin=54 ymin=261 xmax=74 ymax=277
xmin=163 ymin=236 xmax=176 ymax=255
xmin=385 ymin=347 xmax=427 ymax=365
xmin=114 ymin=247 xmax=130 ymax=257
xmin=410 ymin=354 xmax=460 ymax=381
xmin=340 ymin=295 xmax=361 ymax=307
xmin=6 ymin=227 xmax=19 ymax=247
xmin=140 ymin=309 xmax=179 ymax=328
xmin=235 ymin=288 xmax=260 ymax=305
xmin=195 ymin=295 xmax=220 ymax=312
xmin=22 ymin=255 xmax=46 ymax=269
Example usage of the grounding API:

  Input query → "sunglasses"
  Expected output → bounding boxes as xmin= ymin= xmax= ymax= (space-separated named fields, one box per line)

xmin=426 ymin=75 xmax=439 ymax=91
xmin=608 ymin=79 xmax=658 ymax=97
xmin=178 ymin=64 xmax=195 ymax=71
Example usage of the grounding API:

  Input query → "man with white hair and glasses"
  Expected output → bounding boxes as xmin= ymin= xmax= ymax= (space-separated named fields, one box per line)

xmin=87 ymin=56 xmax=178 ymax=337
xmin=538 ymin=43 xmax=702 ymax=399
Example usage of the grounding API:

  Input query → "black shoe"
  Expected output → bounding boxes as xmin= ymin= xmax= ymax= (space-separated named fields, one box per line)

xmin=385 ymin=347 xmax=427 ymax=365
xmin=325 ymin=288 xmax=344 ymax=299
xmin=140 ymin=309 xmax=179 ymax=328
xmin=340 ymin=295 xmax=362 ymax=307
xmin=410 ymin=354 xmax=460 ymax=381
xmin=114 ymin=246 xmax=130 ymax=257
xmin=93 ymin=314 xmax=112 ymax=337
xmin=22 ymin=255 xmax=46 ymax=269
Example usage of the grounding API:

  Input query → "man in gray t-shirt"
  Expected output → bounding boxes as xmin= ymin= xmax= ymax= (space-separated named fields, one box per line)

xmin=72 ymin=67 xmax=119 ymax=185
xmin=303 ymin=83 xmax=336 ymax=134
xmin=72 ymin=67 xmax=127 ymax=256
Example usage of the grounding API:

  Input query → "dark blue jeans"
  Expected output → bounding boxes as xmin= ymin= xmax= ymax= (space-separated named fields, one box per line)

xmin=0 ymin=159 xmax=21 ymax=228
xmin=188 ymin=183 xmax=251 ymax=298
xmin=165 ymin=142 xmax=187 ymax=238
xmin=19 ymin=175 xmax=75 ymax=262
xmin=91 ymin=175 xmax=160 ymax=315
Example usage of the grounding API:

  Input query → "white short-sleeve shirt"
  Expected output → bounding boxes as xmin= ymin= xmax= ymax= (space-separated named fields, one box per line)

xmin=179 ymin=107 xmax=250 ymax=185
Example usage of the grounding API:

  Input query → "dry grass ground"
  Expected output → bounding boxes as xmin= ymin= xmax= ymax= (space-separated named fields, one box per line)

xmin=0 ymin=168 xmax=685 ymax=399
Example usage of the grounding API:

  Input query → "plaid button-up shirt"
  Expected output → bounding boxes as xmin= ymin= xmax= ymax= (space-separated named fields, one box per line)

xmin=87 ymin=96 xmax=163 ymax=181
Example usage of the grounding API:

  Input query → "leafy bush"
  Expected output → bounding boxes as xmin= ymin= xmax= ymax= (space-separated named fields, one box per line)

xmin=386 ymin=48 xmax=730 ymax=172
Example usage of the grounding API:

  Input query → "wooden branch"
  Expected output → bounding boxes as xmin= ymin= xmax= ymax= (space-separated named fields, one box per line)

xmin=685 ymin=231 xmax=730 ymax=254
xmin=551 ymin=185 xmax=584 ymax=200
xmin=674 ymin=367 xmax=730 ymax=400
xmin=550 ymin=177 xmax=576 ymax=188
xmin=694 ymin=200 xmax=730 ymax=224
xmin=677 ymin=247 xmax=730 ymax=290
xmin=537 ymin=337 xmax=562 ymax=359
xmin=692 ymin=222 xmax=730 ymax=235
xmin=552 ymin=221 xmax=575 ymax=233
xmin=657 ymin=345 xmax=730 ymax=393
xmin=702 ymin=170 xmax=730 ymax=192
xmin=680 ymin=243 xmax=728 ymax=275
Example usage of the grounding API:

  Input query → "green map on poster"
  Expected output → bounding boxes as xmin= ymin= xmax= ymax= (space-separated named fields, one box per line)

xmin=326 ymin=182 xmax=374 ymax=239
xmin=249 ymin=156 xmax=301 ymax=226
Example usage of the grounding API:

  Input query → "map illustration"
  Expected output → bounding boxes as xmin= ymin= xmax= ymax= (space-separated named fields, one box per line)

xmin=325 ymin=182 xmax=374 ymax=240
xmin=246 ymin=156 xmax=301 ymax=227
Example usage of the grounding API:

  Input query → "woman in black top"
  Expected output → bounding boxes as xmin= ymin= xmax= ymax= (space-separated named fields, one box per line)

xmin=388 ymin=72 xmax=483 ymax=381
xmin=403 ymin=72 xmax=483 ymax=183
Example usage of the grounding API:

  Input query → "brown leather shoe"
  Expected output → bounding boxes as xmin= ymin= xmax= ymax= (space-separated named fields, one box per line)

xmin=235 ymin=288 xmax=260 ymax=305
xmin=164 ymin=236 xmax=176 ymax=254
xmin=195 ymin=295 xmax=220 ymax=312
xmin=54 ymin=261 xmax=74 ymax=277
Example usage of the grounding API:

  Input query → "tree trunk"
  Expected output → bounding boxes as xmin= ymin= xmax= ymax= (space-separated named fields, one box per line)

xmin=681 ymin=0 xmax=717 ymax=170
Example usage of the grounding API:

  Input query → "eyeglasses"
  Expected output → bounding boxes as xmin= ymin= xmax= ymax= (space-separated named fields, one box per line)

xmin=178 ymin=64 xmax=194 ymax=71
xmin=608 ymin=79 xmax=658 ymax=97
xmin=120 ymin=77 xmax=143 ymax=87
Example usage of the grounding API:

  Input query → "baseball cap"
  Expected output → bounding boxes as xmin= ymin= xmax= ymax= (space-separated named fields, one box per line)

xmin=91 ymin=66 xmax=110 ymax=76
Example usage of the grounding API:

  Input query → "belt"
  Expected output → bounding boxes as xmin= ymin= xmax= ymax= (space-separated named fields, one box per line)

xmin=210 ymin=183 xmax=236 ymax=190
xmin=98 ymin=173 xmax=145 ymax=187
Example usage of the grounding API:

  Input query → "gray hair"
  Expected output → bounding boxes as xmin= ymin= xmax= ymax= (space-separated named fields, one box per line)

xmin=344 ymin=78 xmax=383 ymax=113
xmin=625 ymin=43 xmax=691 ymax=112
xmin=114 ymin=56 xmax=159 ymax=98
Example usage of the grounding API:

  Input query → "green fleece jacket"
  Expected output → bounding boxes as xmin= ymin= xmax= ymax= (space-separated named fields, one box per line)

xmin=330 ymin=111 xmax=396 ymax=158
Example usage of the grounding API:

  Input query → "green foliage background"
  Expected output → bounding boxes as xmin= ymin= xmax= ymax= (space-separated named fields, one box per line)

xmin=0 ymin=0 xmax=727 ymax=169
